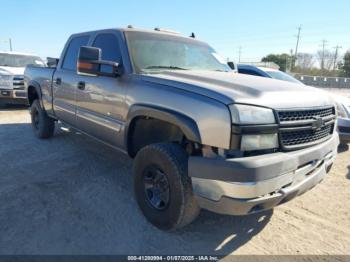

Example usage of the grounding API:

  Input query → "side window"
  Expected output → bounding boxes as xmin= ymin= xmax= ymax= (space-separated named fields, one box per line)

xmin=238 ymin=68 xmax=262 ymax=76
xmin=62 ymin=35 xmax=90 ymax=71
xmin=92 ymin=34 xmax=122 ymax=63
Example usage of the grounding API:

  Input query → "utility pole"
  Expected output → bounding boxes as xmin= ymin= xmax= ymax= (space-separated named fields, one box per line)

xmin=238 ymin=46 xmax=242 ymax=63
xmin=333 ymin=45 xmax=342 ymax=70
xmin=293 ymin=25 xmax=302 ymax=70
xmin=9 ymin=38 xmax=12 ymax=51
xmin=288 ymin=49 xmax=293 ymax=72
xmin=320 ymin=39 xmax=328 ymax=71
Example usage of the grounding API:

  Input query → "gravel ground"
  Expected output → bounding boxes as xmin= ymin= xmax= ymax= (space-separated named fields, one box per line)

xmin=0 ymin=105 xmax=349 ymax=256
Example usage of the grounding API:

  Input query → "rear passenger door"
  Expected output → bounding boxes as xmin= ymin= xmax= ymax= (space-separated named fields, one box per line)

xmin=53 ymin=35 xmax=90 ymax=125
xmin=75 ymin=32 xmax=127 ymax=148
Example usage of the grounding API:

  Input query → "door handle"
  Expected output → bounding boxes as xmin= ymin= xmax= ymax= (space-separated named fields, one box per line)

xmin=77 ymin=81 xmax=86 ymax=90
xmin=55 ymin=77 xmax=62 ymax=85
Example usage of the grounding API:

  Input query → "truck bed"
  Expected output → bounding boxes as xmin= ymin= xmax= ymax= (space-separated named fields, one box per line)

xmin=24 ymin=65 xmax=56 ymax=113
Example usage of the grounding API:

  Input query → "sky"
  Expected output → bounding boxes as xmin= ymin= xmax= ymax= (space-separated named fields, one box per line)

xmin=1 ymin=0 xmax=350 ymax=63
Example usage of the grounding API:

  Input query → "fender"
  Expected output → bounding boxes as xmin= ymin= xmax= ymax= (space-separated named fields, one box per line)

xmin=125 ymin=104 xmax=202 ymax=149
xmin=27 ymin=80 xmax=43 ymax=107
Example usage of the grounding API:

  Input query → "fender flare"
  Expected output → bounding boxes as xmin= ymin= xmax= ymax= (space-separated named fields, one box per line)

xmin=125 ymin=104 xmax=202 ymax=150
xmin=27 ymin=80 xmax=43 ymax=107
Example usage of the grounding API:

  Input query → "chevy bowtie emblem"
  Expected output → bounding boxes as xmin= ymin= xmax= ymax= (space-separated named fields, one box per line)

xmin=311 ymin=116 xmax=325 ymax=130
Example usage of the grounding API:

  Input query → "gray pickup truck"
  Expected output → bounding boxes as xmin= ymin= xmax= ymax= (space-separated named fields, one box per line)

xmin=24 ymin=27 xmax=339 ymax=230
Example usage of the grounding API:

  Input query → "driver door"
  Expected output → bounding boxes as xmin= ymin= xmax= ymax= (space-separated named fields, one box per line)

xmin=75 ymin=32 xmax=127 ymax=148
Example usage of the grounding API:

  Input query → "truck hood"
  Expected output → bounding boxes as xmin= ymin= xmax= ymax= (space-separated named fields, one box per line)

xmin=141 ymin=70 xmax=334 ymax=109
xmin=0 ymin=66 xmax=25 ymax=76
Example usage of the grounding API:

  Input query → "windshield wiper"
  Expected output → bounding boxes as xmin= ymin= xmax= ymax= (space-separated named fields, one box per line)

xmin=144 ymin=65 xmax=188 ymax=70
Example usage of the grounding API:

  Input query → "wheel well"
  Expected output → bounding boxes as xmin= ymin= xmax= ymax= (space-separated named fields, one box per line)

xmin=28 ymin=86 xmax=39 ymax=106
xmin=127 ymin=117 xmax=186 ymax=158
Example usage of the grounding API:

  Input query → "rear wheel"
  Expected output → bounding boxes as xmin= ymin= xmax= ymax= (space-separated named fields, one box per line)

xmin=133 ymin=143 xmax=200 ymax=230
xmin=30 ymin=99 xmax=55 ymax=138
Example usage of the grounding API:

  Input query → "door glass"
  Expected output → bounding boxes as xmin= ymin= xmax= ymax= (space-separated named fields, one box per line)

xmin=93 ymin=33 xmax=122 ymax=64
xmin=62 ymin=35 xmax=90 ymax=71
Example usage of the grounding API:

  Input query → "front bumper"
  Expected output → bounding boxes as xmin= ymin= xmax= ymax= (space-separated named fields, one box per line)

xmin=0 ymin=89 xmax=27 ymax=104
xmin=189 ymin=134 xmax=339 ymax=215
xmin=338 ymin=118 xmax=350 ymax=143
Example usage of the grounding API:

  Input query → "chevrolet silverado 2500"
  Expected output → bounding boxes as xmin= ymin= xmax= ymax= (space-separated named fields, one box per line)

xmin=24 ymin=27 xmax=339 ymax=230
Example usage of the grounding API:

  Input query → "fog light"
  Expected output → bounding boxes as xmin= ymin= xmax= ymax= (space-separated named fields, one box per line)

xmin=241 ymin=134 xmax=278 ymax=151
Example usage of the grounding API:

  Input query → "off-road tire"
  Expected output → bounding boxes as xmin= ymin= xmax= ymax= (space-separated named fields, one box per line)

xmin=133 ymin=143 xmax=200 ymax=230
xmin=30 ymin=99 xmax=55 ymax=139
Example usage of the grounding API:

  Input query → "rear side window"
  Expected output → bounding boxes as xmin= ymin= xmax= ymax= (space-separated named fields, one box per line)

xmin=92 ymin=33 xmax=122 ymax=63
xmin=62 ymin=35 xmax=90 ymax=71
xmin=238 ymin=68 xmax=263 ymax=77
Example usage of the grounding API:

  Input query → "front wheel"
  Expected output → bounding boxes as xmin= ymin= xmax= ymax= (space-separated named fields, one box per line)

xmin=30 ymin=99 xmax=55 ymax=139
xmin=133 ymin=143 xmax=200 ymax=230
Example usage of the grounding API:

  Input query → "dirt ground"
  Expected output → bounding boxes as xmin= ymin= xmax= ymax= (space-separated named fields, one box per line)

xmin=0 ymin=106 xmax=349 ymax=256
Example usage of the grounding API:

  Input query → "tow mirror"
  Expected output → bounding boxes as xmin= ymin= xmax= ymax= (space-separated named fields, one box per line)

xmin=77 ymin=46 xmax=120 ymax=77
xmin=47 ymin=57 xmax=59 ymax=68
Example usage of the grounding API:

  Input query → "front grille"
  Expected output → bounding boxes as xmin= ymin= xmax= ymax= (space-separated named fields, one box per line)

xmin=278 ymin=106 xmax=336 ymax=150
xmin=280 ymin=124 xmax=334 ymax=147
xmin=12 ymin=76 xmax=25 ymax=90
xmin=278 ymin=107 xmax=335 ymax=122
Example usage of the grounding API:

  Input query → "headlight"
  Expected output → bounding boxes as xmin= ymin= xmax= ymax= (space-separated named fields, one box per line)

xmin=241 ymin=134 xmax=279 ymax=151
xmin=0 ymin=75 xmax=12 ymax=88
xmin=229 ymin=104 xmax=276 ymax=125
xmin=336 ymin=102 xmax=349 ymax=119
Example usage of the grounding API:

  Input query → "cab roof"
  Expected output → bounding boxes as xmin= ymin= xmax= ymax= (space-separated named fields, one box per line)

xmin=70 ymin=26 xmax=203 ymax=43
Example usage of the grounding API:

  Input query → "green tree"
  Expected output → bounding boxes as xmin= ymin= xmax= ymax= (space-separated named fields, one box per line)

xmin=340 ymin=51 xmax=350 ymax=77
xmin=261 ymin=53 xmax=292 ymax=72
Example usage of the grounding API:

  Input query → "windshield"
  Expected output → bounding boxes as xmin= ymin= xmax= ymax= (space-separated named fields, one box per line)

xmin=125 ymin=31 xmax=230 ymax=73
xmin=0 ymin=53 xmax=45 ymax=67
xmin=265 ymin=70 xmax=303 ymax=84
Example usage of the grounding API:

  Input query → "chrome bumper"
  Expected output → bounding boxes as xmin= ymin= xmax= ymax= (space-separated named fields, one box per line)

xmin=0 ymin=89 xmax=27 ymax=104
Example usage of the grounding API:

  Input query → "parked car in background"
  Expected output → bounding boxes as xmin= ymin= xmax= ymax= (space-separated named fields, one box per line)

xmin=25 ymin=27 xmax=338 ymax=230
xmin=0 ymin=51 xmax=45 ymax=106
xmin=334 ymin=95 xmax=350 ymax=144
xmin=236 ymin=64 xmax=303 ymax=84
xmin=236 ymin=63 xmax=350 ymax=145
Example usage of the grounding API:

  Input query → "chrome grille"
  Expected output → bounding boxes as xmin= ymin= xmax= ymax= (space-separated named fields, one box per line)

xmin=278 ymin=107 xmax=335 ymax=122
xmin=280 ymin=124 xmax=334 ymax=147
xmin=13 ymin=76 xmax=25 ymax=90
xmin=277 ymin=106 xmax=336 ymax=150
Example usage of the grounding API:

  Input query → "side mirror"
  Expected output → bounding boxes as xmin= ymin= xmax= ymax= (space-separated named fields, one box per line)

xmin=47 ymin=57 xmax=59 ymax=68
xmin=77 ymin=46 xmax=120 ymax=77
xmin=227 ymin=61 xmax=235 ymax=70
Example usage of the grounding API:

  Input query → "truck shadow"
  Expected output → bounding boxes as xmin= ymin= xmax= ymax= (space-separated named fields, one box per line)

xmin=174 ymin=210 xmax=273 ymax=255
xmin=347 ymin=166 xmax=350 ymax=180
xmin=338 ymin=143 xmax=349 ymax=153
xmin=0 ymin=103 xmax=28 ymax=111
